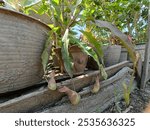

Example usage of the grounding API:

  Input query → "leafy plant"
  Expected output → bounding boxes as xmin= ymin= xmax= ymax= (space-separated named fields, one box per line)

xmin=61 ymin=29 xmax=73 ymax=77
xmin=94 ymin=20 xmax=136 ymax=63
xmin=122 ymin=69 xmax=135 ymax=107
xmin=0 ymin=0 xmax=4 ymax=6
xmin=3 ymin=0 xmax=41 ymax=12
xmin=31 ymin=0 xmax=107 ymax=79
xmin=122 ymin=82 xmax=131 ymax=106
xmin=114 ymin=88 xmax=122 ymax=113
xmin=82 ymin=0 xmax=148 ymax=44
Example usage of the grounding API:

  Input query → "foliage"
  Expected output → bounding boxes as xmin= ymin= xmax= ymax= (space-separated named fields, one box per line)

xmin=69 ymin=34 xmax=107 ymax=79
xmin=32 ymin=0 xmax=107 ymax=78
xmin=0 ymin=0 xmax=4 ymax=6
xmin=94 ymin=20 xmax=136 ymax=62
xmin=2 ymin=0 xmax=107 ymax=79
xmin=123 ymin=82 xmax=131 ymax=106
xmin=3 ymin=0 xmax=40 ymax=12
xmin=114 ymin=88 xmax=122 ymax=113
xmin=2 ymin=0 xmax=147 ymax=80
xmin=82 ymin=0 xmax=148 ymax=44
xmin=41 ymin=32 xmax=52 ymax=72
xmin=61 ymin=29 xmax=73 ymax=78
xmin=3 ymin=0 xmax=148 ymax=44
xmin=122 ymin=72 xmax=134 ymax=107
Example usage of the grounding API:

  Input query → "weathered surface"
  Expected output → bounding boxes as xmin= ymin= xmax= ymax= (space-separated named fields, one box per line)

xmin=43 ymin=67 xmax=136 ymax=113
xmin=141 ymin=6 xmax=150 ymax=89
xmin=0 ymin=8 xmax=50 ymax=93
xmin=0 ymin=61 xmax=131 ymax=113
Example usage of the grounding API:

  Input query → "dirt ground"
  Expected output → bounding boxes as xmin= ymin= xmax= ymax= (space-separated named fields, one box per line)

xmin=103 ymin=80 xmax=150 ymax=113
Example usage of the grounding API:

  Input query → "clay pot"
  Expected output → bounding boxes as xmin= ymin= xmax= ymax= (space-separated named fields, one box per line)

xmin=120 ymin=44 xmax=146 ymax=62
xmin=119 ymin=47 xmax=128 ymax=62
xmin=54 ymin=45 xmax=88 ymax=75
xmin=103 ymin=45 xmax=121 ymax=67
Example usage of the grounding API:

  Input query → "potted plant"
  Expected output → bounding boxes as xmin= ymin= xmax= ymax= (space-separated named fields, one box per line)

xmin=101 ymin=34 xmax=122 ymax=67
xmin=81 ymin=27 xmax=121 ymax=69
xmin=82 ymin=20 xmax=137 ymax=69
xmin=2 ymin=0 xmax=107 ymax=79
xmin=33 ymin=0 xmax=108 ymax=105
xmin=36 ymin=0 xmax=107 ymax=79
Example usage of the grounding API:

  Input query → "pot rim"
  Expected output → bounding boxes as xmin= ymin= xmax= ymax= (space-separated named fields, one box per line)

xmin=0 ymin=7 xmax=51 ymax=31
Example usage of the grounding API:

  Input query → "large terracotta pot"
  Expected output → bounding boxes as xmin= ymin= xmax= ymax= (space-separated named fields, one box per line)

xmin=0 ymin=8 xmax=50 ymax=93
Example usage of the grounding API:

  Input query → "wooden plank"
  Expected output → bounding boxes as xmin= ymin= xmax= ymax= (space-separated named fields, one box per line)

xmin=0 ymin=61 xmax=131 ymax=113
xmin=43 ymin=68 xmax=136 ymax=113
xmin=141 ymin=4 xmax=150 ymax=89
xmin=51 ymin=67 xmax=133 ymax=106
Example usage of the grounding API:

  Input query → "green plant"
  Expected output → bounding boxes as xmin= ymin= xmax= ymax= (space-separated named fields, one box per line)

xmin=1 ymin=0 xmax=107 ymax=90
xmin=122 ymin=82 xmax=131 ymax=106
xmin=41 ymin=1 xmax=140 ymax=79
xmin=122 ymin=52 xmax=140 ymax=106
xmin=122 ymin=71 xmax=135 ymax=107
xmin=2 ymin=0 xmax=40 ymax=12
xmin=114 ymin=87 xmax=122 ymax=113
xmin=33 ymin=0 xmax=107 ymax=79
xmin=0 ymin=0 xmax=4 ymax=6
xmin=93 ymin=20 xmax=140 ymax=65
xmin=122 ymin=52 xmax=139 ymax=106
xmin=82 ymin=0 xmax=148 ymax=44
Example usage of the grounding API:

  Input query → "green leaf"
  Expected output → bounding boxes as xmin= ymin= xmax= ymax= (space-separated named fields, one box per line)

xmin=37 ymin=4 xmax=47 ymax=15
xmin=41 ymin=49 xmax=49 ymax=72
xmin=48 ymin=24 xmax=54 ymax=28
xmin=75 ymin=0 xmax=82 ymax=7
xmin=41 ymin=33 xmax=52 ymax=72
xmin=62 ymin=28 xmax=69 ymax=42
xmin=95 ymin=20 xmax=136 ymax=62
xmin=62 ymin=29 xmax=73 ymax=77
xmin=60 ymin=12 xmax=64 ymax=23
xmin=69 ymin=35 xmax=107 ymax=79
xmin=22 ymin=0 xmax=41 ymax=7
xmin=80 ymin=30 xmax=104 ymax=58
xmin=51 ymin=0 xmax=59 ymax=5
xmin=123 ymin=82 xmax=130 ymax=106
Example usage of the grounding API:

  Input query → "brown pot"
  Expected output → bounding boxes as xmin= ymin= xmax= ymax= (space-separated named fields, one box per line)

xmin=54 ymin=45 xmax=88 ymax=75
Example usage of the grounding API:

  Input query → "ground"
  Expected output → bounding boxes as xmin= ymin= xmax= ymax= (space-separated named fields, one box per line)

xmin=103 ymin=80 xmax=150 ymax=113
